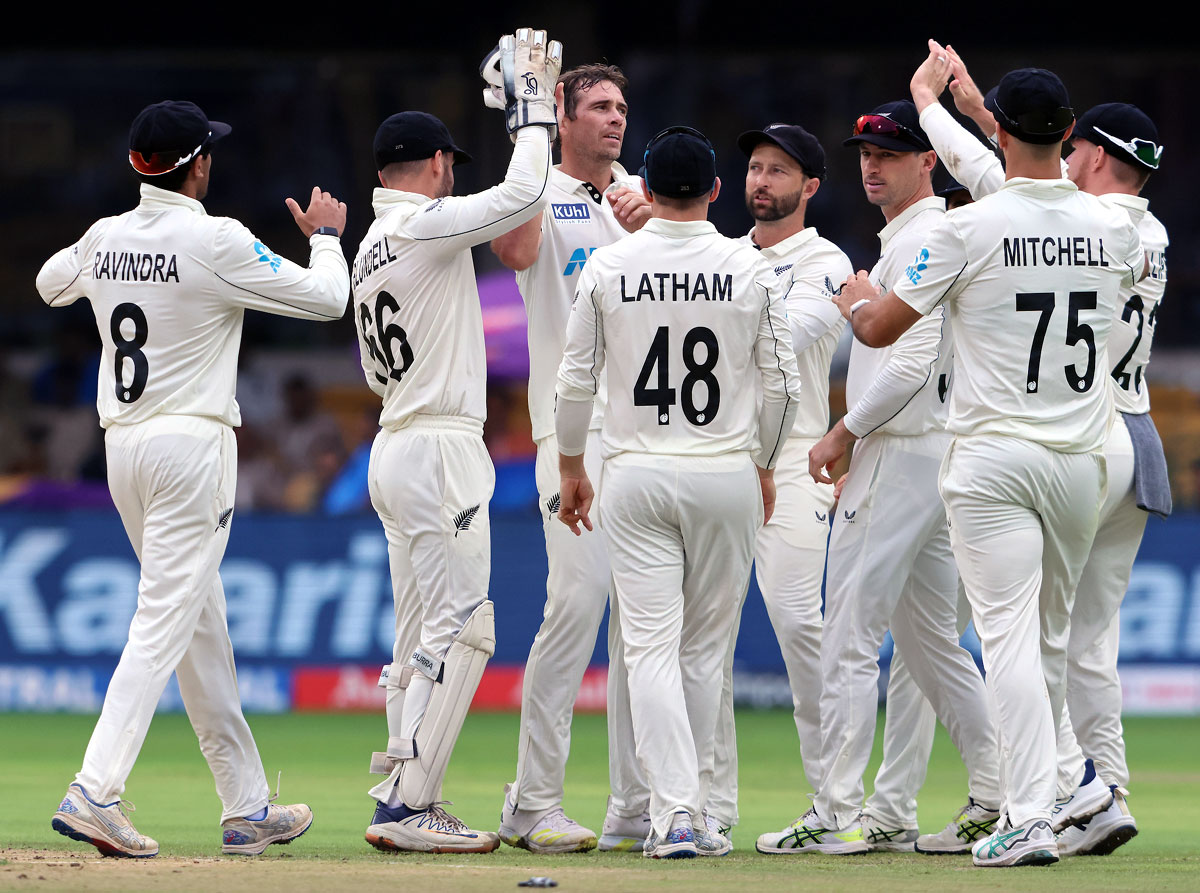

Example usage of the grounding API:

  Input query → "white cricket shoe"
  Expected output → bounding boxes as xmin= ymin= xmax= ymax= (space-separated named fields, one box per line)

xmin=695 ymin=813 xmax=732 ymax=856
xmin=598 ymin=799 xmax=651 ymax=852
xmin=497 ymin=785 xmax=597 ymax=853
xmin=221 ymin=803 xmax=313 ymax=855
xmin=1056 ymin=786 xmax=1137 ymax=856
xmin=643 ymin=810 xmax=697 ymax=859
xmin=915 ymin=798 xmax=1001 ymax=854
xmin=1052 ymin=758 xmax=1115 ymax=832
xmin=366 ymin=800 xmax=500 ymax=853
xmin=971 ymin=815 xmax=1058 ymax=867
xmin=51 ymin=784 xmax=158 ymax=858
xmin=755 ymin=807 xmax=870 ymax=854
xmin=860 ymin=813 xmax=918 ymax=851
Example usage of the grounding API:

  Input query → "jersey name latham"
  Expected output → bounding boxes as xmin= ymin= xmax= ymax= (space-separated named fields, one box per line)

xmin=620 ymin=272 xmax=733 ymax=303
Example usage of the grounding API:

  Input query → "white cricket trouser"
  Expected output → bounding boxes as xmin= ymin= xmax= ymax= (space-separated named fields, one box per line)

xmin=865 ymin=585 xmax=981 ymax=828
xmin=366 ymin=417 xmax=494 ymax=809
xmin=815 ymin=430 xmax=999 ymax=829
xmin=709 ymin=436 xmax=832 ymax=828
xmin=78 ymin=415 xmax=269 ymax=823
xmin=603 ymin=451 xmax=759 ymax=839
xmin=1056 ymin=414 xmax=1140 ymax=793
xmin=940 ymin=434 xmax=1105 ymax=828
xmin=509 ymin=433 xmax=646 ymax=815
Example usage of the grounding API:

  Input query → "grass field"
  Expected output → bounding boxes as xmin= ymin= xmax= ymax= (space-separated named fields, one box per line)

xmin=3 ymin=710 xmax=1199 ymax=891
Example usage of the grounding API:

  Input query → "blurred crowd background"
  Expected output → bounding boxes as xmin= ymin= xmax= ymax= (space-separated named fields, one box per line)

xmin=4 ymin=7 xmax=1198 ymax=517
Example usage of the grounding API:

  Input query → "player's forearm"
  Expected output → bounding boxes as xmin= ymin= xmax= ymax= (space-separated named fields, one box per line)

xmin=755 ymin=394 xmax=797 ymax=469
xmin=788 ymin=297 xmax=845 ymax=355
xmin=919 ymin=104 xmax=1003 ymax=200
xmin=844 ymin=312 xmax=943 ymax=436
xmin=410 ymin=128 xmax=551 ymax=250
xmin=273 ymin=236 xmax=351 ymax=320
xmin=490 ymin=215 xmax=544 ymax=271
xmin=554 ymin=395 xmax=593 ymax=457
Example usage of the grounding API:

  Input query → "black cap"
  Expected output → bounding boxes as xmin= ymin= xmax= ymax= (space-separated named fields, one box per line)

xmin=984 ymin=68 xmax=1074 ymax=145
xmin=1074 ymin=102 xmax=1162 ymax=171
xmin=843 ymin=100 xmax=932 ymax=152
xmin=738 ymin=123 xmax=826 ymax=179
xmin=641 ymin=125 xmax=717 ymax=199
xmin=374 ymin=111 xmax=472 ymax=170
xmin=936 ymin=175 xmax=969 ymax=199
xmin=129 ymin=100 xmax=230 ymax=176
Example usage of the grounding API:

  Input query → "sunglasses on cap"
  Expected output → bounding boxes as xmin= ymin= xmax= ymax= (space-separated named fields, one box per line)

xmin=992 ymin=100 xmax=1074 ymax=137
xmin=129 ymin=132 xmax=211 ymax=176
xmin=1092 ymin=125 xmax=1163 ymax=170
xmin=852 ymin=114 xmax=913 ymax=138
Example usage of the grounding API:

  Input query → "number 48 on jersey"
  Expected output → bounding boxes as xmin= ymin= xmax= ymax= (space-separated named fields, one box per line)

xmin=634 ymin=325 xmax=721 ymax=425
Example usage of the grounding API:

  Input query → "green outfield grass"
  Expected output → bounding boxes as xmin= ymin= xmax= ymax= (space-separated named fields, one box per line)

xmin=3 ymin=710 xmax=1199 ymax=891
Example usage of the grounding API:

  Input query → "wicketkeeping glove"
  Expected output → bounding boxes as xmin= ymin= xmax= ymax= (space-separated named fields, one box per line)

xmin=479 ymin=28 xmax=563 ymax=141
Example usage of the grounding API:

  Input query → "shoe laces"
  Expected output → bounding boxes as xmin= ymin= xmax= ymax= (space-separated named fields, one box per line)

xmin=537 ymin=808 xmax=580 ymax=832
xmin=426 ymin=801 xmax=468 ymax=833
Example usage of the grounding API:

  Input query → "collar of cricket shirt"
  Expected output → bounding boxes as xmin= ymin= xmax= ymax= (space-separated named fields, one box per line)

xmin=749 ymin=225 xmax=820 ymax=260
xmin=642 ymin=218 xmax=717 ymax=237
xmin=138 ymin=182 xmax=206 ymax=215
xmin=553 ymin=161 xmax=633 ymax=204
xmin=877 ymin=194 xmax=945 ymax=251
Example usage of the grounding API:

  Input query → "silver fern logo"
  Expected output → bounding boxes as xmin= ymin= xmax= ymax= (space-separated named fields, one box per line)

xmin=216 ymin=507 xmax=233 ymax=531
xmin=546 ymin=493 xmax=561 ymax=519
xmin=454 ymin=504 xmax=481 ymax=537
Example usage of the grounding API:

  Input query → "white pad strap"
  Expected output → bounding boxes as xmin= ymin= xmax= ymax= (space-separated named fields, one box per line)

xmin=409 ymin=646 xmax=443 ymax=682
xmin=396 ymin=600 xmax=496 ymax=807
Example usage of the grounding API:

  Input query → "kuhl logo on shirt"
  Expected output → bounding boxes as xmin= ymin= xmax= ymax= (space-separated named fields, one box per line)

xmin=552 ymin=202 xmax=591 ymax=223
xmin=563 ymin=247 xmax=596 ymax=276
xmin=904 ymin=248 xmax=930 ymax=285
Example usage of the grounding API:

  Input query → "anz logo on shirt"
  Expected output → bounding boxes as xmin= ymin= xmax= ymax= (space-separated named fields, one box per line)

xmin=563 ymin=247 xmax=597 ymax=276
xmin=905 ymin=248 xmax=930 ymax=285
xmin=254 ymin=241 xmax=283 ymax=274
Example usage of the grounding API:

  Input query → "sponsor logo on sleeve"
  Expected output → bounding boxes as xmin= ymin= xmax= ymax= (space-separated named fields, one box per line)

xmin=253 ymin=241 xmax=283 ymax=273
xmin=904 ymin=248 xmax=929 ymax=285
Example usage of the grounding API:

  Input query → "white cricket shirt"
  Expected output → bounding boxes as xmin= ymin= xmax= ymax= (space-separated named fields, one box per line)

xmin=518 ymin=163 xmax=638 ymax=440
xmin=556 ymin=218 xmax=800 ymax=468
xmin=1091 ymin=195 xmax=1166 ymax=415
xmin=742 ymin=226 xmax=851 ymax=439
xmin=895 ymin=178 xmax=1144 ymax=453
xmin=920 ymin=102 xmax=1168 ymax=416
xmin=351 ymin=128 xmax=551 ymax=432
xmin=844 ymin=196 xmax=954 ymax=438
xmin=36 ymin=184 xmax=350 ymax=428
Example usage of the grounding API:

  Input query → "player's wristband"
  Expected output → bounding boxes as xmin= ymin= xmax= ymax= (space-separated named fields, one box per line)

xmin=313 ymin=226 xmax=340 ymax=239
xmin=849 ymin=298 xmax=871 ymax=314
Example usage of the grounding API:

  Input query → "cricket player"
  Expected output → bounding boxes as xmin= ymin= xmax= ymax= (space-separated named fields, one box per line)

xmin=757 ymin=100 xmax=1001 ymax=856
xmin=707 ymin=122 xmax=850 ymax=839
xmin=39 ymin=100 xmax=349 ymax=856
xmin=839 ymin=67 xmax=1145 ymax=867
xmin=354 ymin=29 xmax=559 ymax=854
xmin=490 ymin=62 xmax=652 ymax=854
xmin=556 ymin=125 xmax=800 ymax=858
xmin=910 ymin=41 xmax=1169 ymax=855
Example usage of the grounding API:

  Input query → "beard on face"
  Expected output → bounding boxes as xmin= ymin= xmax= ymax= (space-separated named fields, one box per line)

xmin=745 ymin=186 xmax=803 ymax=222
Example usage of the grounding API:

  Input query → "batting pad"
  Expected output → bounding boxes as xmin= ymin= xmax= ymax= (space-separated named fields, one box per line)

xmin=396 ymin=599 xmax=496 ymax=807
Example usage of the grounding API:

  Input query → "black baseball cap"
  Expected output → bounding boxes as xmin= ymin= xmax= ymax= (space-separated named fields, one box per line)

xmin=936 ymin=175 xmax=969 ymax=199
xmin=374 ymin=111 xmax=472 ymax=170
xmin=129 ymin=100 xmax=230 ymax=176
xmin=641 ymin=125 xmax=717 ymax=199
xmin=738 ymin=123 xmax=827 ymax=179
xmin=984 ymin=68 xmax=1074 ymax=145
xmin=1074 ymin=102 xmax=1163 ymax=171
xmin=843 ymin=100 xmax=932 ymax=153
